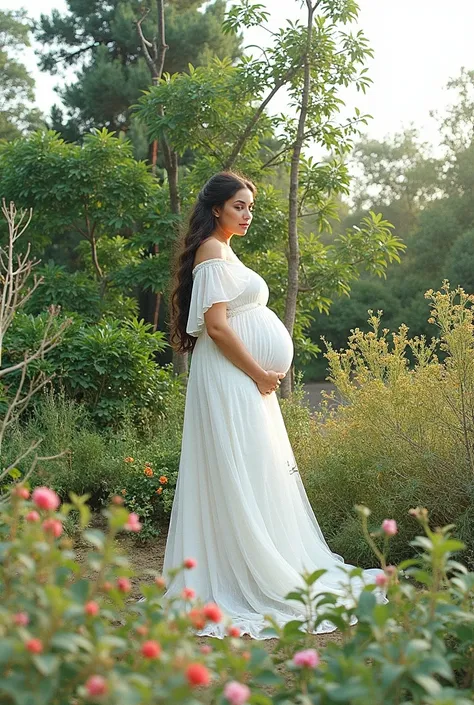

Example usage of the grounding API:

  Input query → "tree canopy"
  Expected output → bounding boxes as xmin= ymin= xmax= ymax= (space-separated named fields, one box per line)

xmin=0 ymin=9 xmax=44 ymax=141
xmin=34 ymin=0 xmax=241 ymax=148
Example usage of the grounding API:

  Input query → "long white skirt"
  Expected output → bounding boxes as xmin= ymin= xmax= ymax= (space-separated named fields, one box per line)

xmin=162 ymin=308 xmax=386 ymax=639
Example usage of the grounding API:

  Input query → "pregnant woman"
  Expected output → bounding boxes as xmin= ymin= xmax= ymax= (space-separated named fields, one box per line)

xmin=162 ymin=171 xmax=385 ymax=639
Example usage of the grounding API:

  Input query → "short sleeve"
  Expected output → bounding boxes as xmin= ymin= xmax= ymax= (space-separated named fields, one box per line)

xmin=186 ymin=259 xmax=249 ymax=337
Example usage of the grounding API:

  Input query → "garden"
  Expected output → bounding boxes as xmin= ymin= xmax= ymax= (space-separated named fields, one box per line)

xmin=2 ymin=0 xmax=474 ymax=702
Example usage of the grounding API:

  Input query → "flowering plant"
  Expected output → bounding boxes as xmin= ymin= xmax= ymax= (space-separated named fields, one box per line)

xmin=113 ymin=456 xmax=178 ymax=539
xmin=1 ymin=483 xmax=474 ymax=704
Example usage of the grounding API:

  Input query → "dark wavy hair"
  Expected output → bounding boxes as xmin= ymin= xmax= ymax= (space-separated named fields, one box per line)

xmin=169 ymin=171 xmax=256 ymax=353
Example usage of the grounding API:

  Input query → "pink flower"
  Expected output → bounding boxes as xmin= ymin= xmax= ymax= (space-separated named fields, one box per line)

xmin=42 ymin=518 xmax=63 ymax=538
xmin=182 ymin=587 xmax=196 ymax=600
xmin=200 ymin=644 xmax=212 ymax=654
xmin=25 ymin=510 xmax=40 ymax=523
xmin=293 ymin=649 xmax=320 ymax=668
xmin=117 ymin=577 xmax=131 ymax=593
xmin=382 ymin=519 xmax=398 ymax=536
xmin=32 ymin=487 xmax=60 ymax=511
xmin=13 ymin=612 xmax=29 ymax=626
xmin=154 ymin=576 xmax=166 ymax=589
xmin=84 ymin=601 xmax=100 ymax=616
xmin=184 ymin=557 xmax=197 ymax=569
xmin=26 ymin=638 xmax=43 ymax=654
xmin=375 ymin=573 xmax=389 ymax=588
xmin=85 ymin=675 xmax=108 ymax=697
xmin=224 ymin=681 xmax=251 ymax=705
xmin=141 ymin=640 xmax=161 ymax=659
xmin=124 ymin=512 xmax=142 ymax=532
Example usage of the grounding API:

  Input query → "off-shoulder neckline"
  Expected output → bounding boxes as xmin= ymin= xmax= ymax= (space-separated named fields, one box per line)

xmin=192 ymin=257 xmax=245 ymax=273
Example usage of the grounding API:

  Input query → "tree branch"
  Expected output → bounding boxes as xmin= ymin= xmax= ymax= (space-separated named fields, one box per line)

xmin=223 ymin=60 xmax=304 ymax=170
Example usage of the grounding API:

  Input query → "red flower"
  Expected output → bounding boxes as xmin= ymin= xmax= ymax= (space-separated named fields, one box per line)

xmin=184 ymin=557 xmax=197 ymax=569
xmin=186 ymin=663 xmax=211 ymax=687
xmin=42 ymin=518 xmax=63 ymax=538
xmin=141 ymin=640 xmax=162 ymax=659
xmin=84 ymin=601 xmax=100 ymax=616
xmin=116 ymin=577 xmax=131 ymax=593
xmin=182 ymin=587 xmax=196 ymax=600
xmin=154 ymin=576 xmax=166 ymax=589
xmin=227 ymin=625 xmax=241 ymax=638
xmin=26 ymin=638 xmax=43 ymax=654
xmin=13 ymin=486 xmax=30 ymax=500
xmin=203 ymin=602 xmax=222 ymax=623
xmin=188 ymin=608 xmax=206 ymax=630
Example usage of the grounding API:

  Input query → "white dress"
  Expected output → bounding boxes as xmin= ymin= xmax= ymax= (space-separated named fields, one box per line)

xmin=162 ymin=257 xmax=386 ymax=639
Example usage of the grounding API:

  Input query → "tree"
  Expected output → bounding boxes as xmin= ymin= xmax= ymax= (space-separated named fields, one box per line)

xmin=0 ymin=130 xmax=168 ymax=308
xmin=0 ymin=9 xmax=44 ymax=141
xmin=0 ymin=200 xmax=70 ymax=498
xmin=33 ymin=0 xmax=241 ymax=151
xmin=135 ymin=1 xmax=405 ymax=394
xmin=351 ymin=128 xmax=441 ymax=229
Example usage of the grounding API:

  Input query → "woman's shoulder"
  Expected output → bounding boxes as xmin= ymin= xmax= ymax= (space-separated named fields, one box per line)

xmin=193 ymin=238 xmax=231 ymax=269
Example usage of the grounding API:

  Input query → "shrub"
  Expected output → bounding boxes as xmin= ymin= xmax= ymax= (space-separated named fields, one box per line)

xmin=4 ymin=314 xmax=174 ymax=426
xmin=1 ymin=487 xmax=474 ymax=704
xmin=298 ymin=283 xmax=474 ymax=568
xmin=2 ymin=389 xmax=185 ymax=517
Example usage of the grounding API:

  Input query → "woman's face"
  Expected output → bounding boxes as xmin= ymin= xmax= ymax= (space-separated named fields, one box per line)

xmin=213 ymin=187 xmax=254 ymax=238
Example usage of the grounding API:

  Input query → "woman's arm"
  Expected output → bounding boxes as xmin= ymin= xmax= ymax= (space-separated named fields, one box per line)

xmin=204 ymin=302 xmax=283 ymax=393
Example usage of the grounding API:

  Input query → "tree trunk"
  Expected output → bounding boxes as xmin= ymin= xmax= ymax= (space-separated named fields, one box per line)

xmin=280 ymin=0 xmax=315 ymax=399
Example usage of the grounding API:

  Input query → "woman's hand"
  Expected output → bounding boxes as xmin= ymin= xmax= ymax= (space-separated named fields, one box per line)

xmin=256 ymin=370 xmax=286 ymax=396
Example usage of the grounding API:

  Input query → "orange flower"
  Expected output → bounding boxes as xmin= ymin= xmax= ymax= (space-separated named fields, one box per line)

xmin=156 ymin=487 xmax=163 ymax=495
xmin=121 ymin=489 xmax=127 ymax=495
xmin=144 ymin=467 xmax=154 ymax=477
xmin=159 ymin=476 xmax=168 ymax=485
xmin=124 ymin=457 xmax=134 ymax=463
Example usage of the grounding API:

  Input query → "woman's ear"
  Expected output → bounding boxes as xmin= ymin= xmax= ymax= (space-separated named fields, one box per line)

xmin=212 ymin=207 xmax=220 ymax=218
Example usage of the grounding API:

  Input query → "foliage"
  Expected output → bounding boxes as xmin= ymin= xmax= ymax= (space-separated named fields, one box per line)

xmin=33 ymin=0 xmax=241 ymax=150
xmin=297 ymin=283 xmax=474 ymax=569
xmin=3 ymin=313 xmax=172 ymax=427
xmin=135 ymin=0 xmax=405 ymax=366
xmin=0 ymin=129 xmax=163 ymax=268
xmin=2 ymin=486 xmax=474 ymax=703
xmin=2 ymin=387 xmax=186 ymax=513
xmin=0 ymin=9 xmax=44 ymax=141
xmin=113 ymin=454 xmax=180 ymax=540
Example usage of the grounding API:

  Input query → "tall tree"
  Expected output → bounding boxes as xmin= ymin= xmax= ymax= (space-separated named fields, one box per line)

xmin=33 ymin=0 xmax=241 ymax=151
xmin=0 ymin=9 xmax=44 ymax=141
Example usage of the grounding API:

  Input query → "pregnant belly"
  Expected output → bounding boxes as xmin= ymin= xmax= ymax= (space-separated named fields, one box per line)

xmin=229 ymin=305 xmax=294 ymax=374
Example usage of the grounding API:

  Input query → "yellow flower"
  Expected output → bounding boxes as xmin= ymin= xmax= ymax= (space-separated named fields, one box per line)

xmin=124 ymin=457 xmax=134 ymax=463
xmin=144 ymin=467 xmax=154 ymax=477
xmin=156 ymin=487 xmax=163 ymax=495
xmin=159 ymin=476 xmax=168 ymax=485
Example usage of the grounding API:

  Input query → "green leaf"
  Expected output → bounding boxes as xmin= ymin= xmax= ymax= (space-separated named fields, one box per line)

xmin=32 ymin=653 xmax=60 ymax=676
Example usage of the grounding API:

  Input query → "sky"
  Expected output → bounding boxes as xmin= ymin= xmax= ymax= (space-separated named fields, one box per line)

xmin=3 ymin=0 xmax=474 ymax=150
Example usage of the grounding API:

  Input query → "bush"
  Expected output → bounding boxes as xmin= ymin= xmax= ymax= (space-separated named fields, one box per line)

xmin=1 ymin=486 xmax=474 ymax=704
xmin=296 ymin=283 xmax=474 ymax=569
xmin=2 ymin=388 xmax=186 ymax=522
xmin=4 ymin=314 xmax=174 ymax=427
